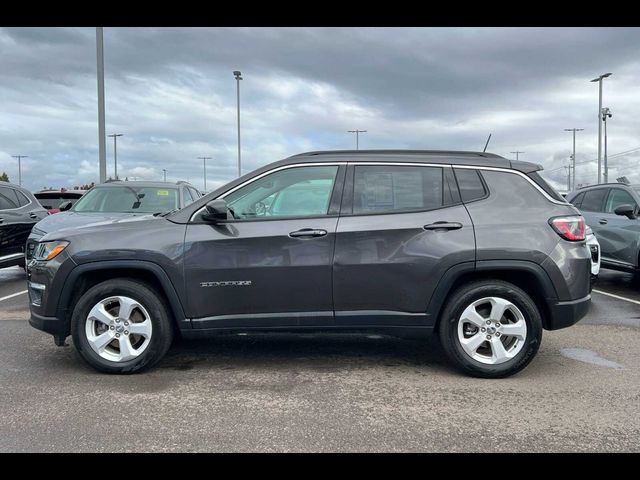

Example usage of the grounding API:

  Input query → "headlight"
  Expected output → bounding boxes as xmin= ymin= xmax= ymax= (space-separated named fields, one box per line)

xmin=33 ymin=241 xmax=69 ymax=261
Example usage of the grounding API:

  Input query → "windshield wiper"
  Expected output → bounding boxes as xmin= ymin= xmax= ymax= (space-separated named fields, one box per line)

xmin=154 ymin=208 xmax=179 ymax=217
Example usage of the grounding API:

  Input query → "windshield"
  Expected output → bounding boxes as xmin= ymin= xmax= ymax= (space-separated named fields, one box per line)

xmin=72 ymin=186 xmax=179 ymax=213
xmin=35 ymin=193 xmax=83 ymax=209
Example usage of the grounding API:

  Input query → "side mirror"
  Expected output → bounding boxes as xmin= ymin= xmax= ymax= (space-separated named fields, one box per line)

xmin=59 ymin=201 xmax=73 ymax=211
xmin=614 ymin=204 xmax=637 ymax=220
xmin=203 ymin=199 xmax=229 ymax=223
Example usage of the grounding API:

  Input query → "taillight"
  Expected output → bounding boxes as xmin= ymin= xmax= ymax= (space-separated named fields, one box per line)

xmin=549 ymin=216 xmax=585 ymax=241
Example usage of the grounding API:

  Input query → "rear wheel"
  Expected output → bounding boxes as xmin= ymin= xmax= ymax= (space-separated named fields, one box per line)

xmin=71 ymin=279 xmax=173 ymax=374
xmin=438 ymin=280 xmax=543 ymax=378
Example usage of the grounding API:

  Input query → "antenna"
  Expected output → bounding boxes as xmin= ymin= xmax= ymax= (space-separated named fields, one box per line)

xmin=483 ymin=134 xmax=492 ymax=153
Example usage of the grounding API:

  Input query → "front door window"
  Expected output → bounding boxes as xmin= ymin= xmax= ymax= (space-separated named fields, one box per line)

xmin=224 ymin=165 xmax=339 ymax=220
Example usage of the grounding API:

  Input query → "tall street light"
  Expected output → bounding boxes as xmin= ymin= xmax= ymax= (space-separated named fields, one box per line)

xmin=11 ymin=155 xmax=28 ymax=186
xmin=108 ymin=133 xmax=123 ymax=180
xmin=234 ymin=70 xmax=242 ymax=177
xmin=348 ymin=130 xmax=367 ymax=150
xmin=590 ymin=72 xmax=612 ymax=184
xmin=96 ymin=27 xmax=107 ymax=184
xmin=162 ymin=169 xmax=167 ymax=182
xmin=198 ymin=156 xmax=212 ymax=192
xmin=510 ymin=151 xmax=524 ymax=161
xmin=564 ymin=128 xmax=584 ymax=191
xmin=564 ymin=164 xmax=572 ymax=192
xmin=602 ymin=107 xmax=612 ymax=183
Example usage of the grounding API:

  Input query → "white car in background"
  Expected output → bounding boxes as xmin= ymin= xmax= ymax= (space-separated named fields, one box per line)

xmin=586 ymin=225 xmax=600 ymax=288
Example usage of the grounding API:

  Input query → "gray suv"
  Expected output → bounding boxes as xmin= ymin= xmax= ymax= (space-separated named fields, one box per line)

xmin=27 ymin=150 xmax=591 ymax=378
xmin=566 ymin=183 xmax=640 ymax=273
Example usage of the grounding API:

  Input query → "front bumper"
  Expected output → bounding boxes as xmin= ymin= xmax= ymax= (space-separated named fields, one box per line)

xmin=29 ymin=311 xmax=66 ymax=336
xmin=546 ymin=294 xmax=591 ymax=330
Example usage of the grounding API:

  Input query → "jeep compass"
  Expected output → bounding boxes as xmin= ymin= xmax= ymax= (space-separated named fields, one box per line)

xmin=27 ymin=150 xmax=591 ymax=378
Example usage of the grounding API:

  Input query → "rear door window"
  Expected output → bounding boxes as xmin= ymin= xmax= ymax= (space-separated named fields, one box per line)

xmin=352 ymin=165 xmax=444 ymax=214
xmin=580 ymin=188 xmax=608 ymax=212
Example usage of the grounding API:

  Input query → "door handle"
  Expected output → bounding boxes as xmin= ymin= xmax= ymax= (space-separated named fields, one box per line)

xmin=29 ymin=213 xmax=38 ymax=219
xmin=599 ymin=218 xmax=608 ymax=225
xmin=423 ymin=221 xmax=463 ymax=231
xmin=0 ymin=217 xmax=3 ymax=223
xmin=289 ymin=228 xmax=328 ymax=238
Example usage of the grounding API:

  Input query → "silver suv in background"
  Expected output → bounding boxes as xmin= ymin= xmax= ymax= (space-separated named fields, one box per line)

xmin=26 ymin=180 xmax=202 ymax=261
xmin=566 ymin=183 xmax=640 ymax=274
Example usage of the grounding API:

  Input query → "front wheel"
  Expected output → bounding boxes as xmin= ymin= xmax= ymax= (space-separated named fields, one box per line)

xmin=71 ymin=279 xmax=174 ymax=374
xmin=438 ymin=280 xmax=543 ymax=378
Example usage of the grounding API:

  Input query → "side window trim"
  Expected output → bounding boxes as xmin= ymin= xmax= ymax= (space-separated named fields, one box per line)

xmin=327 ymin=165 xmax=347 ymax=216
xmin=443 ymin=166 xmax=462 ymax=205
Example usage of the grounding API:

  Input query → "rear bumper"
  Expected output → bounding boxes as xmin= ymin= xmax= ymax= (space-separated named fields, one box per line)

xmin=546 ymin=294 xmax=591 ymax=330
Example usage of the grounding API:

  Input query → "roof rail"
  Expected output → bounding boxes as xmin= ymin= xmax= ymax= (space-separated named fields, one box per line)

xmin=289 ymin=149 xmax=504 ymax=159
xmin=577 ymin=181 xmax=635 ymax=190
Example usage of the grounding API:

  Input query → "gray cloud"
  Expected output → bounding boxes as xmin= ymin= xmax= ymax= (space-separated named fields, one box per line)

xmin=1 ymin=26 xmax=640 ymax=193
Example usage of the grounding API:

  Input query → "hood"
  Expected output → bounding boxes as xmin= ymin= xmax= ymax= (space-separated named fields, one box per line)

xmin=34 ymin=211 xmax=158 ymax=236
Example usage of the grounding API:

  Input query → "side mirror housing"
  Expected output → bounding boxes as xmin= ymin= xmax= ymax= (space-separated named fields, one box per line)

xmin=59 ymin=201 xmax=73 ymax=211
xmin=614 ymin=204 xmax=637 ymax=220
xmin=203 ymin=199 xmax=229 ymax=223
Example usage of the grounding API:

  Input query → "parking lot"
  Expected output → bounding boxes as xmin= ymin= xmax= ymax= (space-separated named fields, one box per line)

xmin=0 ymin=266 xmax=638 ymax=452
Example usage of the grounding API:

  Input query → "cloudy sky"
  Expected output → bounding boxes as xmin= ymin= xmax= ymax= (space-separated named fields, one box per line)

xmin=1 ymin=27 xmax=639 ymax=193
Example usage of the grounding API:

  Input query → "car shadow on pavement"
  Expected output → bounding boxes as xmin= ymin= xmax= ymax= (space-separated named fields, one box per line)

xmin=158 ymin=333 xmax=454 ymax=373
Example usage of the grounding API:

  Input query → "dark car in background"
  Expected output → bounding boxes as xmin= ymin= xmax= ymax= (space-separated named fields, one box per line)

xmin=27 ymin=150 xmax=591 ymax=378
xmin=34 ymin=188 xmax=86 ymax=214
xmin=0 ymin=181 xmax=48 ymax=269
xmin=26 ymin=180 xmax=201 ymax=260
xmin=566 ymin=183 xmax=640 ymax=273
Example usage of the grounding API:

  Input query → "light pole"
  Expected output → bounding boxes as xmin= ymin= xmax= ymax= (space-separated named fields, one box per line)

xmin=198 ymin=156 xmax=212 ymax=192
xmin=162 ymin=169 xmax=167 ymax=182
xmin=602 ymin=107 xmax=612 ymax=183
xmin=590 ymin=73 xmax=612 ymax=184
xmin=11 ymin=155 xmax=28 ymax=186
xmin=510 ymin=151 xmax=524 ymax=161
xmin=96 ymin=27 xmax=107 ymax=184
xmin=564 ymin=164 xmax=572 ymax=192
xmin=564 ymin=128 xmax=583 ymax=191
xmin=233 ymin=70 xmax=242 ymax=177
xmin=107 ymin=133 xmax=123 ymax=180
xmin=348 ymin=130 xmax=367 ymax=150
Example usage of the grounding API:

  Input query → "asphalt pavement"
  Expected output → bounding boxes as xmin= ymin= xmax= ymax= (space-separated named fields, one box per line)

xmin=0 ymin=265 xmax=638 ymax=452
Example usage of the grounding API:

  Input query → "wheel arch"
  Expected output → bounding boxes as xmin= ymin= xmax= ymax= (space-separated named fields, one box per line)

xmin=56 ymin=260 xmax=189 ymax=337
xmin=427 ymin=261 xmax=558 ymax=330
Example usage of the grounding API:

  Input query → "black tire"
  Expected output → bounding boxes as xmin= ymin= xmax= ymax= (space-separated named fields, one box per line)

xmin=438 ymin=280 xmax=543 ymax=378
xmin=71 ymin=278 xmax=174 ymax=374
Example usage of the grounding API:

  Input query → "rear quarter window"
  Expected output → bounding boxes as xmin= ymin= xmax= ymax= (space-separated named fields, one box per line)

xmin=453 ymin=168 xmax=487 ymax=202
xmin=569 ymin=191 xmax=585 ymax=208
xmin=527 ymin=171 xmax=566 ymax=202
